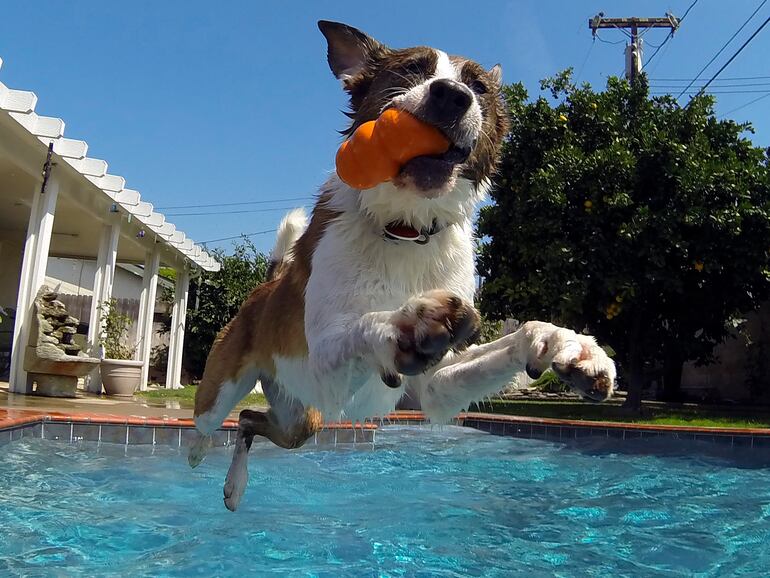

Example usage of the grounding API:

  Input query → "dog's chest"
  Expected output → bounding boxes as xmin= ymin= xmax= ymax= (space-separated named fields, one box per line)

xmin=309 ymin=218 xmax=476 ymax=313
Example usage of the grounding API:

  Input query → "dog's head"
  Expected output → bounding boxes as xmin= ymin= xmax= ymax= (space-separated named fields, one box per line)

xmin=319 ymin=21 xmax=508 ymax=203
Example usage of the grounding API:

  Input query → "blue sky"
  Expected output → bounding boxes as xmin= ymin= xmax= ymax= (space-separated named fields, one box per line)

xmin=1 ymin=1 xmax=768 ymax=256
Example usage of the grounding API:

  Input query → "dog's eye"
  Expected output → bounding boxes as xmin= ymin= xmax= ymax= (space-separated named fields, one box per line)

xmin=469 ymin=79 xmax=488 ymax=95
xmin=400 ymin=61 xmax=424 ymax=76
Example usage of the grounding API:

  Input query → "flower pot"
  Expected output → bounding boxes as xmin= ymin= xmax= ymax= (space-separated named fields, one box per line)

xmin=100 ymin=358 xmax=143 ymax=397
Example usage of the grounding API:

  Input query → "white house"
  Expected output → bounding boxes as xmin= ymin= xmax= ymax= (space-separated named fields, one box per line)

xmin=44 ymin=257 xmax=174 ymax=364
xmin=0 ymin=55 xmax=220 ymax=395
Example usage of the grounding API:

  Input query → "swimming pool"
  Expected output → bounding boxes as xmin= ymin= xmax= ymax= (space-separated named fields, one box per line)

xmin=1 ymin=425 xmax=769 ymax=576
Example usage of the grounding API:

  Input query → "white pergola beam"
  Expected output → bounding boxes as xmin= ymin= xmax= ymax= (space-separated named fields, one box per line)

xmin=130 ymin=201 xmax=154 ymax=218
xmin=149 ymin=221 xmax=175 ymax=237
xmin=9 ymin=176 xmax=60 ymax=393
xmin=8 ymin=112 xmax=65 ymax=138
xmin=63 ymin=156 xmax=108 ymax=177
xmin=85 ymin=173 xmax=125 ymax=192
xmin=0 ymin=81 xmax=38 ymax=113
xmin=38 ymin=136 xmax=88 ymax=159
xmin=114 ymin=188 xmax=140 ymax=206
xmin=140 ymin=212 xmax=166 ymax=228
xmin=85 ymin=221 xmax=121 ymax=393
xmin=166 ymin=265 xmax=190 ymax=390
xmin=136 ymin=246 xmax=161 ymax=391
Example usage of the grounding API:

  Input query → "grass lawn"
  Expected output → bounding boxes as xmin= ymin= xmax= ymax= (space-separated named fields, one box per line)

xmin=136 ymin=385 xmax=267 ymax=408
xmin=476 ymin=399 xmax=770 ymax=429
xmin=136 ymin=386 xmax=770 ymax=429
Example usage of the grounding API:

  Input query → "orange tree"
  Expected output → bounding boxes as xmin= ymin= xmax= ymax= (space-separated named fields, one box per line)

xmin=477 ymin=71 xmax=770 ymax=407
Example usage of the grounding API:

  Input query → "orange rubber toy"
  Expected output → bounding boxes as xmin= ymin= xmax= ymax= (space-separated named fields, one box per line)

xmin=335 ymin=109 xmax=450 ymax=189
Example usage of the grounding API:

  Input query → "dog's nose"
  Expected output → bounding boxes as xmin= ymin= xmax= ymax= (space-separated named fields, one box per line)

xmin=427 ymin=79 xmax=472 ymax=122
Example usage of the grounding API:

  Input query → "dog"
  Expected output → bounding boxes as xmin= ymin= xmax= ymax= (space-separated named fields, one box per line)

xmin=188 ymin=21 xmax=616 ymax=511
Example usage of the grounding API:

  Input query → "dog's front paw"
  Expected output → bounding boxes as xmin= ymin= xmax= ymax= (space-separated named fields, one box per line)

xmin=389 ymin=290 xmax=481 ymax=379
xmin=187 ymin=433 xmax=212 ymax=468
xmin=525 ymin=323 xmax=616 ymax=402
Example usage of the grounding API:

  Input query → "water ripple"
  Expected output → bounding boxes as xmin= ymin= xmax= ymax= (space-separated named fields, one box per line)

xmin=1 ymin=427 xmax=770 ymax=576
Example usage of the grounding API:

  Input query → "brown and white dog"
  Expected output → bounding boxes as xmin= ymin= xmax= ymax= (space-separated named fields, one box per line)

xmin=189 ymin=21 xmax=617 ymax=511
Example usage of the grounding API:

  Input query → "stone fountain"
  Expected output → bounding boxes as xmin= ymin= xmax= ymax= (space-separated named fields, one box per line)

xmin=23 ymin=286 xmax=100 ymax=397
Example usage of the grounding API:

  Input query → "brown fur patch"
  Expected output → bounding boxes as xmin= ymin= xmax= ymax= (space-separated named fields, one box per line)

xmin=454 ymin=58 xmax=509 ymax=186
xmin=343 ymin=46 xmax=438 ymax=137
xmin=342 ymin=43 xmax=506 ymax=188
xmin=194 ymin=196 xmax=340 ymax=418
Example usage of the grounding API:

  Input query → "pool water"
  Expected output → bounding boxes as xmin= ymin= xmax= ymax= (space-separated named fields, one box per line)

xmin=2 ymin=426 xmax=770 ymax=577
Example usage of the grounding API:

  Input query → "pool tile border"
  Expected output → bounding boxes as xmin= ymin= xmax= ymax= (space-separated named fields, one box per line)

xmin=0 ymin=409 xmax=379 ymax=448
xmin=2 ymin=408 xmax=770 ymax=449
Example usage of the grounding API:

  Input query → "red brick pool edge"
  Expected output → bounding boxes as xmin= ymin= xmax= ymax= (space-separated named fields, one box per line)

xmin=2 ymin=408 xmax=770 ymax=449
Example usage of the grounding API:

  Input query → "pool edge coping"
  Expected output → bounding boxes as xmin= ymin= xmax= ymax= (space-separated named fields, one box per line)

xmin=2 ymin=409 xmax=770 ymax=437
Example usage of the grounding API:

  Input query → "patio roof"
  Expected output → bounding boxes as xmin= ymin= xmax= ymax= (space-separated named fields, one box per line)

xmin=0 ymin=56 xmax=220 ymax=272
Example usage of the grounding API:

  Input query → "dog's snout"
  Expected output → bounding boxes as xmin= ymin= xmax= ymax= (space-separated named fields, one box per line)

xmin=428 ymin=79 xmax=472 ymax=122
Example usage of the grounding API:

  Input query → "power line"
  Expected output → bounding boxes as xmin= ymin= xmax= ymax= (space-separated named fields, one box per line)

xmin=720 ymin=92 xmax=770 ymax=117
xmin=651 ymin=75 xmax=770 ymax=81
xmin=574 ymin=39 xmax=595 ymax=83
xmin=595 ymin=33 xmax=625 ymax=45
xmin=689 ymin=15 xmax=770 ymax=102
xmin=653 ymin=89 xmax=770 ymax=95
xmin=643 ymin=0 xmax=699 ymax=71
xmin=679 ymin=0 xmax=700 ymax=21
xmin=642 ymin=31 xmax=673 ymax=70
xmin=156 ymin=195 xmax=315 ymax=210
xmin=678 ymin=3 xmax=769 ymax=99
xmin=201 ymin=228 xmax=278 ymax=244
xmin=165 ymin=204 xmax=310 ymax=217
xmin=653 ymin=82 xmax=770 ymax=88
xmin=645 ymin=32 xmax=675 ymax=75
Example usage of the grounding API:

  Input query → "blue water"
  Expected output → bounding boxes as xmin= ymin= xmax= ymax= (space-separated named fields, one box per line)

xmin=2 ymin=426 xmax=770 ymax=577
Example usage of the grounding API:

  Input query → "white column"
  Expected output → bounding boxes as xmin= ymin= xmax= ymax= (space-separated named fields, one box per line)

xmin=85 ymin=221 xmax=120 ymax=393
xmin=165 ymin=264 xmax=190 ymax=390
xmin=136 ymin=246 xmax=160 ymax=391
xmin=9 ymin=177 xmax=60 ymax=393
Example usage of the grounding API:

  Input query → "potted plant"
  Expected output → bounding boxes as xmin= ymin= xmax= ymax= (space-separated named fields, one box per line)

xmin=99 ymin=299 xmax=143 ymax=397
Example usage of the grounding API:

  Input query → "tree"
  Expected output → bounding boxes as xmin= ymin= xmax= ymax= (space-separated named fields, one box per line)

xmin=477 ymin=70 xmax=770 ymax=408
xmin=160 ymin=239 xmax=268 ymax=380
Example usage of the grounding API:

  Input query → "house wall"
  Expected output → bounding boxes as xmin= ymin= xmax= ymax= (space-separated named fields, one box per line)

xmin=45 ymin=257 xmax=143 ymax=300
xmin=44 ymin=257 xmax=171 ymax=374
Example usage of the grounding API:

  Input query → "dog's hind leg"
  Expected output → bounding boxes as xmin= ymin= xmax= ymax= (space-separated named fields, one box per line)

xmin=223 ymin=408 xmax=267 ymax=511
xmin=222 ymin=378 xmax=323 ymax=511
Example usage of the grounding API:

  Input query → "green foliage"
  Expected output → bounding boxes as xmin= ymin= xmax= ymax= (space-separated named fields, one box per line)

xmin=135 ymin=384 xmax=267 ymax=407
xmin=100 ymin=299 xmax=136 ymax=360
xmin=478 ymin=315 xmax=502 ymax=343
xmin=530 ymin=370 xmax=569 ymax=393
xmin=163 ymin=239 xmax=269 ymax=379
xmin=158 ymin=267 xmax=176 ymax=282
xmin=479 ymin=399 xmax=770 ymax=429
xmin=478 ymin=70 xmax=770 ymax=399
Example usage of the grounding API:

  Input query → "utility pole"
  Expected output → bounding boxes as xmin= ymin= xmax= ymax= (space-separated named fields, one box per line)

xmin=589 ymin=13 xmax=680 ymax=81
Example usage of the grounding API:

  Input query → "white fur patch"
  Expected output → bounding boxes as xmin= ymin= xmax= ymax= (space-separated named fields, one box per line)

xmin=270 ymin=207 xmax=307 ymax=263
xmin=195 ymin=374 xmax=257 ymax=434
xmin=434 ymin=50 xmax=457 ymax=80
xmin=391 ymin=49 xmax=483 ymax=151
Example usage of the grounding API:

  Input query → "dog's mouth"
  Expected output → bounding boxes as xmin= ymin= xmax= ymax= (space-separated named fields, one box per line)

xmin=396 ymin=143 xmax=472 ymax=194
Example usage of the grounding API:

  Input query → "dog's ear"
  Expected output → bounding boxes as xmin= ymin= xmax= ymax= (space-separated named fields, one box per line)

xmin=318 ymin=20 xmax=383 ymax=82
xmin=488 ymin=64 xmax=503 ymax=87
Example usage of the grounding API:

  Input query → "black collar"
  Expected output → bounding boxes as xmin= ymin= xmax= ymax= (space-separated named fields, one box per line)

xmin=383 ymin=220 xmax=445 ymax=245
